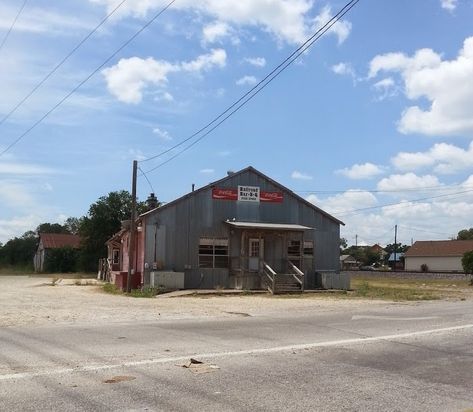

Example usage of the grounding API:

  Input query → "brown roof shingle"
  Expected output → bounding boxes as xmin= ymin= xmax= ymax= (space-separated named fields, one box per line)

xmin=405 ymin=240 xmax=473 ymax=257
xmin=40 ymin=233 xmax=81 ymax=249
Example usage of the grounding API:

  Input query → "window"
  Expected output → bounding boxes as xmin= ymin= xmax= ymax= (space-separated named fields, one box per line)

xmin=287 ymin=240 xmax=301 ymax=256
xmin=199 ymin=238 xmax=229 ymax=268
xmin=303 ymin=241 xmax=314 ymax=256
xmin=112 ymin=249 xmax=120 ymax=265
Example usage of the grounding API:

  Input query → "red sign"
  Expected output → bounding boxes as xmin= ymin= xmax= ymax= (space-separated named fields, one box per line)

xmin=213 ymin=187 xmax=283 ymax=203
xmin=261 ymin=191 xmax=284 ymax=203
xmin=212 ymin=188 xmax=238 ymax=200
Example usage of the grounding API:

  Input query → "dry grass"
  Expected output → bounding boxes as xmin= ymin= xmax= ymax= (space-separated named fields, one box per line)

xmin=350 ymin=276 xmax=472 ymax=301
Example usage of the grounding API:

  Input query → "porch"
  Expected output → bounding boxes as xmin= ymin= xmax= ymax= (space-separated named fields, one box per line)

xmin=225 ymin=221 xmax=314 ymax=294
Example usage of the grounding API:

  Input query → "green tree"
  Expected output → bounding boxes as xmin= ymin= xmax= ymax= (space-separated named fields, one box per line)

xmin=462 ymin=250 xmax=473 ymax=285
xmin=64 ymin=217 xmax=82 ymax=235
xmin=78 ymin=191 xmax=147 ymax=272
xmin=457 ymin=228 xmax=473 ymax=240
xmin=340 ymin=237 xmax=348 ymax=250
xmin=35 ymin=222 xmax=69 ymax=235
xmin=0 ymin=231 xmax=37 ymax=268
xmin=44 ymin=247 xmax=79 ymax=273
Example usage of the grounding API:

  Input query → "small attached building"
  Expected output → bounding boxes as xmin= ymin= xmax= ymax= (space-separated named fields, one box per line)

xmin=107 ymin=166 xmax=346 ymax=292
xmin=404 ymin=240 xmax=473 ymax=272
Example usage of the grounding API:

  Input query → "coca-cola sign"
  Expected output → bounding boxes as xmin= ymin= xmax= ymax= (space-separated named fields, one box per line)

xmin=212 ymin=188 xmax=238 ymax=200
xmin=260 ymin=191 xmax=283 ymax=203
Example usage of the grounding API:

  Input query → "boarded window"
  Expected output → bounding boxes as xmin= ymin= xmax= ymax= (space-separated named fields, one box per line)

xmin=199 ymin=238 xmax=229 ymax=268
xmin=303 ymin=241 xmax=314 ymax=256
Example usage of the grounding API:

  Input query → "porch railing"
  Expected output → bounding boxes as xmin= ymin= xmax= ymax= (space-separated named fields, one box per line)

xmin=287 ymin=260 xmax=304 ymax=291
xmin=262 ymin=261 xmax=276 ymax=294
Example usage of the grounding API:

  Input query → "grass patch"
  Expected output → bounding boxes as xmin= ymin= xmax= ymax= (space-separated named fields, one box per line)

xmin=103 ymin=283 xmax=121 ymax=295
xmin=349 ymin=278 xmax=460 ymax=301
xmin=128 ymin=287 xmax=165 ymax=298
xmin=0 ymin=265 xmax=35 ymax=275
xmin=352 ymin=280 xmax=440 ymax=301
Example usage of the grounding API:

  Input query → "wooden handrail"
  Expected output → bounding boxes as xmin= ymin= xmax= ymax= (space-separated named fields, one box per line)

xmin=288 ymin=260 xmax=304 ymax=276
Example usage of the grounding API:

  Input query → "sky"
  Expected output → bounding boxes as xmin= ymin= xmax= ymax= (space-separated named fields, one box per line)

xmin=0 ymin=0 xmax=473 ymax=247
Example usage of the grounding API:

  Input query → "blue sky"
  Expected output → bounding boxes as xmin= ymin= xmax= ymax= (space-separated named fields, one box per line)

xmin=1 ymin=0 xmax=473 ymax=246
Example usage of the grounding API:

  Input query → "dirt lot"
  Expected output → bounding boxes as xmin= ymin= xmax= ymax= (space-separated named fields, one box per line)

xmin=0 ymin=275 xmax=370 ymax=328
xmin=1 ymin=274 xmax=472 ymax=328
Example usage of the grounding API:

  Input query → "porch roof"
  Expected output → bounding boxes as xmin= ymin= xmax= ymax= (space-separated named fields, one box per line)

xmin=224 ymin=221 xmax=313 ymax=231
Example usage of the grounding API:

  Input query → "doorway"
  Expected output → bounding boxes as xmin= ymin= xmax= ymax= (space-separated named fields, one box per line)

xmin=248 ymin=238 xmax=264 ymax=272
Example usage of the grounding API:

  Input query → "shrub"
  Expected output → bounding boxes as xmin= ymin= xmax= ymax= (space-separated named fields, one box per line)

xmin=420 ymin=263 xmax=429 ymax=273
xmin=44 ymin=247 xmax=79 ymax=273
xmin=462 ymin=251 xmax=473 ymax=285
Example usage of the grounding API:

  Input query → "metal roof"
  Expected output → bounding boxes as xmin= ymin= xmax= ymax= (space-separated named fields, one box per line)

xmin=140 ymin=166 xmax=344 ymax=226
xmin=39 ymin=233 xmax=81 ymax=249
xmin=224 ymin=221 xmax=313 ymax=231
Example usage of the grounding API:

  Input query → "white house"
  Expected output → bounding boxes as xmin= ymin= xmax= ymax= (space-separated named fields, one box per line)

xmin=404 ymin=240 xmax=473 ymax=272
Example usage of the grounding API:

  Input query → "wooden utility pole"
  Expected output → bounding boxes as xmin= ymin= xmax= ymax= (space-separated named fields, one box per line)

xmin=127 ymin=160 xmax=138 ymax=293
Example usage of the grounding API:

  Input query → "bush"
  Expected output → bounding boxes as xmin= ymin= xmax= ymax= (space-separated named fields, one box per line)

xmin=44 ymin=247 xmax=79 ymax=273
xmin=462 ymin=251 xmax=473 ymax=285
xmin=420 ymin=263 xmax=429 ymax=273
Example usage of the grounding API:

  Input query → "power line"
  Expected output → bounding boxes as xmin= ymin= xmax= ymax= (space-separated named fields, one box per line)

xmin=296 ymin=183 xmax=470 ymax=194
xmin=0 ymin=0 xmax=28 ymax=52
xmin=138 ymin=166 xmax=155 ymax=193
xmin=333 ymin=188 xmax=473 ymax=217
xmin=0 ymin=0 xmax=177 ymax=158
xmin=139 ymin=0 xmax=360 ymax=174
xmin=397 ymin=225 xmax=452 ymax=237
xmin=0 ymin=0 xmax=128 ymax=127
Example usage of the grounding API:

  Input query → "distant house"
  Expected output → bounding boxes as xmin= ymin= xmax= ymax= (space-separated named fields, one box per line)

xmin=388 ymin=252 xmax=405 ymax=270
xmin=404 ymin=240 xmax=473 ymax=272
xmin=34 ymin=233 xmax=81 ymax=272
xmin=340 ymin=255 xmax=358 ymax=270
xmin=370 ymin=244 xmax=387 ymax=259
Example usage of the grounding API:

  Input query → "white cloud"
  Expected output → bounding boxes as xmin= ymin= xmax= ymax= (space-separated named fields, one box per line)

xmin=202 ymin=21 xmax=232 ymax=44
xmin=392 ymin=141 xmax=473 ymax=174
xmin=440 ymin=0 xmax=457 ymax=11
xmin=377 ymin=173 xmax=440 ymax=191
xmin=307 ymin=190 xmax=378 ymax=215
xmin=0 ymin=162 xmax=56 ymax=175
xmin=200 ymin=168 xmax=215 ymax=174
xmin=91 ymin=0 xmax=352 ymax=45
xmin=245 ymin=57 xmax=266 ymax=67
xmin=236 ymin=75 xmax=257 ymax=86
xmin=332 ymin=62 xmax=355 ymax=77
xmin=336 ymin=163 xmax=384 ymax=180
xmin=153 ymin=127 xmax=172 ymax=141
xmin=291 ymin=170 xmax=313 ymax=180
xmin=372 ymin=77 xmax=398 ymax=100
xmin=369 ymin=37 xmax=473 ymax=137
xmin=0 ymin=3 xmax=93 ymax=35
xmin=102 ymin=49 xmax=227 ymax=103
xmin=313 ymin=5 xmax=352 ymax=45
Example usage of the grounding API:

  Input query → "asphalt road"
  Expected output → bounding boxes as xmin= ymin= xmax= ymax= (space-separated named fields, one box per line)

xmin=1 ymin=299 xmax=473 ymax=411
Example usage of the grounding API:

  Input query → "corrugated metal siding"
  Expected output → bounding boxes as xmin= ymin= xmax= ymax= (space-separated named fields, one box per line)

xmin=144 ymin=170 xmax=340 ymax=288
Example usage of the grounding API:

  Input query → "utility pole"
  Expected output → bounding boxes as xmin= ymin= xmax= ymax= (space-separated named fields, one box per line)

xmin=127 ymin=160 xmax=138 ymax=293
xmin=393 ymin=224 xmax=397 ymax=271
xmin=355 ymin=234 xmax=358 ymax=247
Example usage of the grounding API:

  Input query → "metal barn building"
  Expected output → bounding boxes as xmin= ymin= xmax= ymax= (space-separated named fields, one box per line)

xmin=107 ymin=166 xmax=346 ymax=293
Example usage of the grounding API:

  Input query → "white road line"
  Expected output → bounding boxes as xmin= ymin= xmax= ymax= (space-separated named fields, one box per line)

xmin=352 ymin=315 xmax=439 ymax=321
xmin=1 ymin=323 xmax=472 ymax=381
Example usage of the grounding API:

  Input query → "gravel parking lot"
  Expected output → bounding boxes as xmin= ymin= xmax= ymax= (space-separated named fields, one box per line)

xmin=0 ymin=275 xmax=377 ymax=328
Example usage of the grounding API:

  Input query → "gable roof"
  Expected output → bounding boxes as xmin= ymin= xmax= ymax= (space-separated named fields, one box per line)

xmin=405 ymin=240 xmax=473 ymax=257
xmin=140 ymin=166 xmax=344 ymax=225
xmin=40 ymin=233 xmax=81 ymax=249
